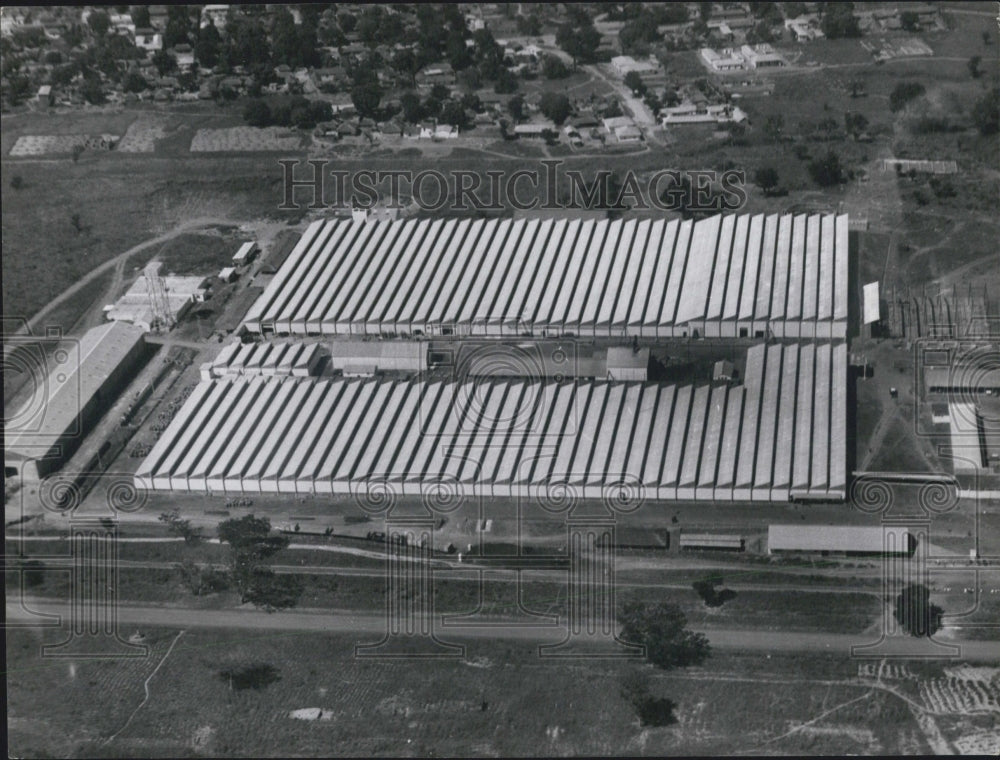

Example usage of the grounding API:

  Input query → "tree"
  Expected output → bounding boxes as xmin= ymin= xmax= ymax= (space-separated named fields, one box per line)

xmin=400 ymin=91 xmax=424 ymax=123
xmin=10 ymin=173 xmax=24 ymax=190
xmin=70 ymin=212 xmax=84 ymax=232
xmin=271 ymin=7 xmax=300 ymax=68
xmin=164 ymin=4 xmax=193 ymax=48
xmin=899 ymin=10 xmax=920 ymax=32
xmin=131 ymin=5 xmax=151 ymax=29
xmin=808 ymin=149 xmax=844 ymax=186
xmin=195 ymin=20 xmax=221 ymax=69
xmin=393 ymin=49 xmax=420 ymax=88
xmin=493 ymin=67 xmax=518 ymax=94
xmin=517 ymin=13 xmax=542 ymax=37
xmin=754 ymin=166 xmax=779 ymax=195
xmin=351 ymin=79 xmax=383 ymax=119
xmin=508 ymin=94 xmax=525 ymax=122
xmin=159 ymin=509 xmax=202 ymax=545
xmin=152 ymin=49 xmax=177 ymax=77
xmin=217 ymin=515 xmax=299 ymax=612
xmin=967 ymin=55 xmax=981 ymax=79
xmin=542 ymin=54 xmax=570 ymax=80
xmin=623 ymin=70 xmax=646 ymax=96
xmin=894 ymin=584 xmax=943 ymax=636
xmin=618 ymin=601 xmax=711 ymax=669
xmin=821 ymin=2 xmax=860 ymax=38
xmin=122 ymin=70 xmax=147 ymax=93
xmin=439 ymin=99 xmax=469 ymax=128
xmin=80 ymin=75 xmax=106 ymax=105
xmin=889 ymin=81 xmax=925 ymax=112
xmin=619 ymin=670 xmax=678 ymax=727
xmin=971 ymin=88 xmax=999 ymax=135
xmin=88 ymin=10 xmax=111 ymax=37
xmin=539 ymin=91 xmax=572 ymax=125
xmin=764 ymin=113 xmax=784 ymax=141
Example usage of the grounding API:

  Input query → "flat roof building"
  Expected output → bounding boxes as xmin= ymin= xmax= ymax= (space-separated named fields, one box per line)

xmin=768 ymin=524 xmax=916 ymax=555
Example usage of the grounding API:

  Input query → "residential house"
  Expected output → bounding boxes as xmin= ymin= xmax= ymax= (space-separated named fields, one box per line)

xmin=135 ymin=28 xmax=163 ymax=51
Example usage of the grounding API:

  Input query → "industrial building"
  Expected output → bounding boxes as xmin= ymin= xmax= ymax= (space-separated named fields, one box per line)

xmin=5 ymin=321 xmax=148 ymax=482
xmin=767 ymin=524 xmax=917 ymax=556
xmin=199 ymin=341 xmax=324 ymax=380
xmin=328 ymin=341 xmax=428 ymax=376
xmin=135 ymin=341 xmax=846 ymax=502
xmin=105 ymin=268 xmax=209 ymax=332
xmin=242 ymin=214 xmax=849 ymax=340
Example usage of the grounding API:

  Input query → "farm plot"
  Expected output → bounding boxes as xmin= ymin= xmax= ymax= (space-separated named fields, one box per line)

xmin=190 ymin=126 xmax=307 ymax=152
xmin=9 ymin=134 xmax=119 ymax=156
xmin=116 ymin=116 xmax=168 ymax=153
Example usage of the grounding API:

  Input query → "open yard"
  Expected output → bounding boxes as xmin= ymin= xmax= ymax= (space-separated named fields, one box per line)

xmin=7 ymin=626 xmax=956 ymax=757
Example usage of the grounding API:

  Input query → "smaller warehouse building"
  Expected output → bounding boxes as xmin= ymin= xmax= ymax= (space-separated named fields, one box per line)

xmin=200 ymin=341 xmax=324 ymax=380
xmin=768 ymin=524 xmax=917 ymax=556
xmin=5 ymin=321 xmax=149 ymax=482
xmin=328 ymin=341 xmax=427 ymax=376
xmin=680 ymin=532 xmax=745 ymax=551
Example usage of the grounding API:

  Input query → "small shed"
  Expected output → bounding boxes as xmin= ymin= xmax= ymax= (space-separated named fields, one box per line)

xmin=607 ymin=346 xmax=650 ymax=381
xmin=218 ymin=266 xmax=238 ymax=283
xmin=232 ymin=241 xmax=259 ymax=266
xmin=680 ymin=532 xmax=745 ymax=552
xmin=713 ymin=359 xmax=735 ymax=382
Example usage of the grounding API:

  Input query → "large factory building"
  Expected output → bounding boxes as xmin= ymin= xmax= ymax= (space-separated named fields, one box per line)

xmin=242 ymin=214 xmax=849 ymax=340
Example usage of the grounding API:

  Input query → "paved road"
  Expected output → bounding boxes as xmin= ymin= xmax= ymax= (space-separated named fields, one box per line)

xmin=8 ymin=598 xmax=997 ymax=660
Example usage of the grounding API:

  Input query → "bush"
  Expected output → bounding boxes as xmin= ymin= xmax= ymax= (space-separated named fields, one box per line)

xmin=889 ymin=82 xmax=925 ymax=112
xmin=894 ymin=584 xmax=942 ymax=636
xmin=620 ymin=670 xmax=678 ymax=727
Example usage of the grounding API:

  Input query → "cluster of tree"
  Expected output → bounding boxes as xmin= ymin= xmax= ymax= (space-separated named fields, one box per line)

xmin=755 ymin=166 xmax=781 ymax=195
xmin=692 ymin=573 xmax=737 ymax=607
xmin=217 ymin=515 xmax=302 ymax=612
xmin=889 ymin=81 xmax=926 ymax=112
xmin=821 ymin=2 xmax=861 ymax=39
xmin=243 ymin=96 xmax=333 ymax=129
xmin=808 ymin=149 xmax=845 ymax=187
xmin=618 ymin=601 xmax=711 ymax=669
xmin=556 ymin=9 xmax=602 ymax=66
xmin=894 ymin=584 xmax=943 ymax=636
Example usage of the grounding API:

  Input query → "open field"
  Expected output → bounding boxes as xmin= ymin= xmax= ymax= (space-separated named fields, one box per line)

xmin=8 ymin=625 xmax=965 ymax=757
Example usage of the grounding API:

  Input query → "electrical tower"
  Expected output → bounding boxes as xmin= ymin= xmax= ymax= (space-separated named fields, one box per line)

xmin=144 ymin=263 xmax=175 ymax=332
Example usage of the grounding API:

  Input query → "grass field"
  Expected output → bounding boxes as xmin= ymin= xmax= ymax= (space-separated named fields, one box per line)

xmin=6 ymin=626 xmax=939 ymax=757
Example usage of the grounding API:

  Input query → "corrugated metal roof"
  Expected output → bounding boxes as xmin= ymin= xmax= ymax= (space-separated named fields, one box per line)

xmin=136 ymin=341 xmax=846 ymax=502
xmin=243 ymin=214 xmax=849 ymax=338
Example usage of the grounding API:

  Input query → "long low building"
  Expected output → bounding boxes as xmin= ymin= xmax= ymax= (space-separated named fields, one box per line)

xmin=768 ymin=524 xmax=917 ymax=555
xmin=242 ymin=214 xmax=849 ymax=339
xmin=135 ymin=341 xmax=846 ymax=502
xmin=6 ymin=321 xmax=148 ymax=482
